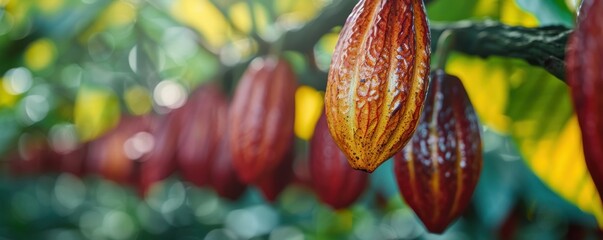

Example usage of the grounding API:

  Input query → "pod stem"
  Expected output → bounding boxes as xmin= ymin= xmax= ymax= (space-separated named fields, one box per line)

xmin=434 ymin=29 xmax=456 ymax=71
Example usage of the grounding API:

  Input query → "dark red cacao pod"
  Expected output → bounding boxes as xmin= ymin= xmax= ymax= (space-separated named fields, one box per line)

xmin=394 ymin=71 xmax=482 ymax=233
xmin=256 ymin=144 xmax=295 ymax=202
xmin=140 ymin=109 xmax=185 ymax=196
xmin=87 ymin=115 xmax=154 ymax=187
xmin=567 ymin=0 xmax=603 ymax=204
xmin=177 ymin=85 xmax=228 ymax=187
xmin=310 ymin=113 xmax=369 ymax=210
xmin=325 ymin=0 xmax=431 ymax=172
xmin=9 ymin=133 xmax=49 ymax=176
xmin=210 ymin=130 xmax=248 ymax=201
xmin=48 ymin=144 xmax=88 ymax=177
xmin=228 ymin=57 xmax=297 ymax=183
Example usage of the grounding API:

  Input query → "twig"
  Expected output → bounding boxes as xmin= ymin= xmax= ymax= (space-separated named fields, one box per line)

xmin=430 ymin=21 xmax=572 ymax=81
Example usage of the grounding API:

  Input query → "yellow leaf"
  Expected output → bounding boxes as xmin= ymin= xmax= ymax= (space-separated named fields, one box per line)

xmin=79 ymin=1 xmax=136 ymax=43
xmin=473 ymin=0 xmax=538 ymax=27
xmin=294 ymin=85 xmax=323 ymax=140
xmin=520 ymin=115 xmax=603 ymax=226
xmin=446 ymin=54 xmax=510 ymax=133
xmin=74 ymin=84 xmax=120 ymax=142
xmin=275 ymin=0 xmax=327 ymax=24
xmin=229 ymin=2 xmax=269 ymax=35
xmin=171 ymin=0 xmax=232 ymax=50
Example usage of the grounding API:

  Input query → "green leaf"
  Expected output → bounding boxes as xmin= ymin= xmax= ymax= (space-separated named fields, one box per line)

xmin=516 ymin=0 xmax=575 ymax=27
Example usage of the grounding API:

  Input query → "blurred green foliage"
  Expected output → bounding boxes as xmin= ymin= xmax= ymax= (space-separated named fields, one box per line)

xmin=0 ymin=0 xmax=601 ymax=239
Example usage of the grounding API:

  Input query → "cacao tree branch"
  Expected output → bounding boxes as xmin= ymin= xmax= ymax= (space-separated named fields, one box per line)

xmin=280 ymin=0 xmax=357 ymax=53
xmin=430 ymin=21 xmax=572 ymax=81
xmin=230 ymin=1 xmax=573 ymax=90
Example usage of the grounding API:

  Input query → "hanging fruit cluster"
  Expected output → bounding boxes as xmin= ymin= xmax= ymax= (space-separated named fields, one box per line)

xmin=5 ymin=0 xmax=492 ymax=235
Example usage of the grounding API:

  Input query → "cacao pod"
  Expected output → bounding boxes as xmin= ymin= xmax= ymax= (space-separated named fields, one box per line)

xmin=140 ymin=109 xmax=185 ymax=196
xmin=310 ymin=113 xmax=369 ymax=209
xmin=9 ymin=133 xmax=49 ymax=176
xmin=256 ymin=144 xmax=295 ymax=202
xmin=210 ymin=129 xmax=248 ymax=201
xmin=178 ymin=85 xmax=228 ymax=187
xmin=87 ymin=115 xmax=154 ymax=187
xmin=48 ymin=143 xmax=88 ymax=177
xmin=325 ymin=0 xmax=431 ymax=172
xmin=228 ymin=57 xmax=297 ymax=183
xmin=394 ymin=70 xmax=482 ymax=233
xmin=567 ymin=0 xmax=603 ymax=204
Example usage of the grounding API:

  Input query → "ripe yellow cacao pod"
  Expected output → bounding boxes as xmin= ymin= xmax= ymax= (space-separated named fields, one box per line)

xmin=325 ymin=0 xmax=431 ymax=172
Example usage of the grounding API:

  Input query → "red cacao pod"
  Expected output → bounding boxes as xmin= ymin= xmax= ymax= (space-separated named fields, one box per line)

xmin=567 ymin=0 xmax=603 ymax=203
xmin=87 ymin=115 xmax=154 ymax=187
xmin=394 ymin=70 xmax=482 ymax=233
xmin=209 ymin=130 xmax=248 ymax=201
xmin=177 ymin=85 xmax=228 ymax=187
xmin=140 ymin=109 xmax=185 ymax=196
xmin=310 ymin=113 xmax=369 ymax=209
xmin=228 ymin=57 xmax=297 ymax=183
xmin=9 ymin=133 xmax=49 ymax=176
xmin=48 ymin=144 xmax=88 ymax=177
xmin=256 ymin=144 xmax=295 ymax=202
xmin=325 ymin=0 xmax=431 ymax=172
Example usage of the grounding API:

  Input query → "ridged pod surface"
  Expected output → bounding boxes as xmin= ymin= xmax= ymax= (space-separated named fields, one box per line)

xmin=394 ymin=71 xmax=482 ymax=233
xmin=310 ymin=113 xmax=369 ymax=209
xmin=229 ymin=57 xmax=297 ymax=183
xmin=325 ymin=0 xmax=431 ymax=172
xmin=567 ymin=0 xmax=603 ymax=203
xmin=178 ymin=85 xmax=228 ymax=187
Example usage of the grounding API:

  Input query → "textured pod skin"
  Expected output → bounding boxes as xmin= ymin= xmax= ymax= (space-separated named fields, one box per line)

xmin=210 ymin=129 xmax=248 ymax=201
xmin=325 ymin=0 xmax=431 ymax=172
xmin=310 ymin=113 xmax=369 ymax=209
xmin=178 ymin=85 xmax=228 ymax=187
xmin=567 ymin=0 xmax=603 ymax=204
xmin=229 ymin=57 xmax=297 ymax=183
xmin=256 ymin=145 xmax=295 ymax=202
xmin=394 ymin=71 xmax=482 ymax=233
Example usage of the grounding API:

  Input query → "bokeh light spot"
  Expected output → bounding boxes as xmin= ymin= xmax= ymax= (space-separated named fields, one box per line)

xmin=3 ymin=67 xmax=33 ymax=95
xmin=154 ymin=80 xmax=187 ymax=109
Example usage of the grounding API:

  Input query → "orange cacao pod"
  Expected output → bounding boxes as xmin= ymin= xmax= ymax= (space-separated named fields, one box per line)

xmin=567 ymin=0 xmax=603 ymax=203
xmin=325 ymin=0 xmax=431 ymax=172
xmin=394 ymin=71 xmax=482 ymax=233
xmin=228 ymin=57 xmax=297 ymax=183
xmin=310 ymin=113 xmax=369 ymax=209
